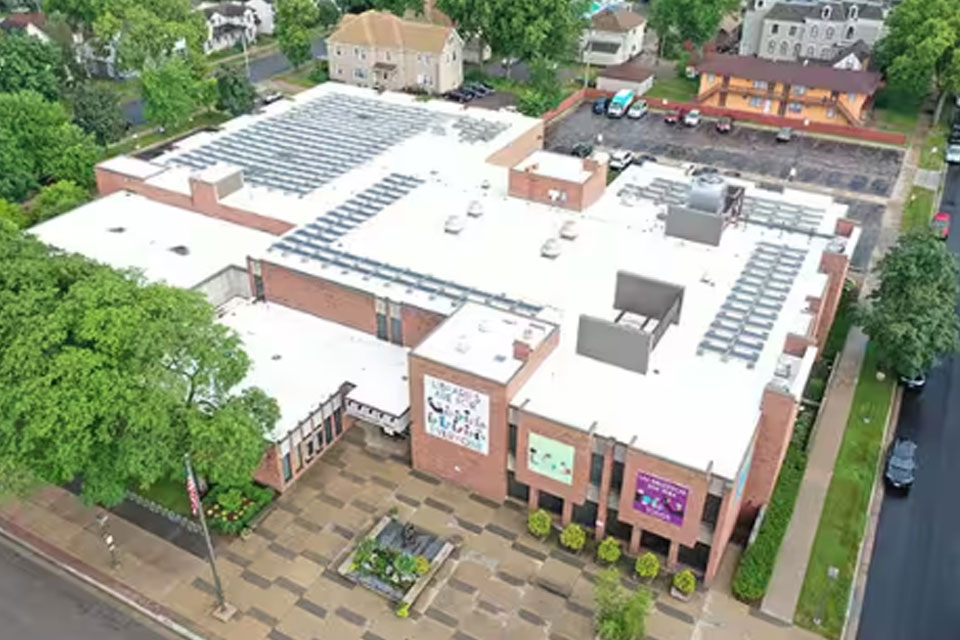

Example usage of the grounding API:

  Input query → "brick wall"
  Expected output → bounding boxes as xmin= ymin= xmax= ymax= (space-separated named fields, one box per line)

xmin=508 ymin=158 xmax=606 ymax=212
xmin=486 ymin=120 xmax=545 ymax=167
xmin=738 ymin=387 xmax=798 ymax=520
xmin=514 ymin=410 xmax=593 ymax=507
xmin=704 ymin=485 xmax=739 ymax=585
xmin=816 ymin=250 xmax=851 ymax=351
xmin=401 ymin=304 xmax=445 ymax=348
xmin=253 ymin=444 xmax=284 ymax=491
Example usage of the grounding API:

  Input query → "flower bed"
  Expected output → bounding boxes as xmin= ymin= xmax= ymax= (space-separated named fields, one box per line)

xmin=203 ymin=483 xmax=274 ymax=535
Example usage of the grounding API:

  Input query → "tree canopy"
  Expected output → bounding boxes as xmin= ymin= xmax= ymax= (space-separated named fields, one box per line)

xmin=0 ymin=91 xmax=100 ymax=202
xmin=875 ymin=0 xmax=960 ymax=116
xmin=648 ymin=0 xmax=738 ymax=57
xmin=141 ymin=56 xmax=212 ymax=130
xmin=276 ymin=0 xmax=320 ymax=69
xmin=30 ymin=180 xmax=90 ymax=224
xmin=68 ymin=81 xmax=128 ymax=145
xmin=594 ymin=567 xmax=652 ymax=640
xmin=0 ymin=226 xmax=279 ymax=505
xmin=859 ymin=231 xmax=960 ymax=377
xmin=0 ymin=32 xmax=67 ymax=101
xmin=215 ymin=64 xmax=257 ymax=117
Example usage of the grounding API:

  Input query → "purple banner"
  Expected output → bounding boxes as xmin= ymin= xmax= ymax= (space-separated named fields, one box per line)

xmin=633 ymin=471 xmax=689 ymax=526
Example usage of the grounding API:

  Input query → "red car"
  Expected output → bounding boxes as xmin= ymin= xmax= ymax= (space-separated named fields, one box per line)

xmin=716 ymin=116 xmax=733 ymax=133
xmin=932 ymin=211 xmax=951 ymax=239
xmin=664 ymin=109 xmax=682 ymax=124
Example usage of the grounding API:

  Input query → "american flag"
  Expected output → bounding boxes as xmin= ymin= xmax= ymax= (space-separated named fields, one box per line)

xmin=186 ymin=471 xmax=201 ymax=517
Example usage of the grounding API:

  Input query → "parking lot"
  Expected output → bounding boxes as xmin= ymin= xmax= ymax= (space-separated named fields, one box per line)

xmin=546 ymin=103 xmax=899 ymax=269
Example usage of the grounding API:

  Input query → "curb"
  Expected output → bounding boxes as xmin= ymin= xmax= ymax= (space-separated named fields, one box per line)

xmin=841 ymin=384 xmax=902 ymax=640
xmin=0 ymin=514 xmax=211 ymax=640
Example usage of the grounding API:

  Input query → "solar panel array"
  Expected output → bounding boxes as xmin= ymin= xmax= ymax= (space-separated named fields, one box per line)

xmin=166 ymin=92 xmax=510 ymax=197
xmin=699 ymin=242 xmax=808 ymax=366
xmin=619 ymin=178 xmax=825 ymax=234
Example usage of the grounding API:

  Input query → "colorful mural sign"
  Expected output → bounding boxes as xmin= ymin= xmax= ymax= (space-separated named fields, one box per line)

xmin=527 ymin=432 xmax=574 ymax=485
xmin=423 ymin=375 xmax=490 ymax=455
xmin=633 ymin=471 xmax=689 ymax=527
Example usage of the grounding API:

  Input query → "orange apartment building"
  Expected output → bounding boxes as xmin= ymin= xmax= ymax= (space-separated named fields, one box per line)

xmin=697 ymin=54 xmax=882 ymax=125
xmin=35 ymin=83 xmax=861 ymax=586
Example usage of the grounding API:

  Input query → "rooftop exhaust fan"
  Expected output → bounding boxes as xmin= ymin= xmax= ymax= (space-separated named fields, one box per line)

xmin=444 ymin=215 xmax=465 ymax=234
xmin=559 ymin=220 xmax=579 ymax=240
xmin=540 ymin=238 xmax=562 ymax=259
xmin=467 ymin=200 xmax=484 ymax=218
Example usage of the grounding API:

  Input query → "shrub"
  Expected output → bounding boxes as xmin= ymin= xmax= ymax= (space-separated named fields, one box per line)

xmin=594 ymin=567 xmax=651 ymax=640
xmin=635 ymin=552 xmax=659 ymax=581
xmin=395 ymin=602 xmax=410 ymax=618
xmin=393 ymin=552 xmax=418 ymax=580
xmin=203 ymin=483 xmax=274 ymax=535
xmin=528 ymin=508 xmax=552 ymax=538
xmin=805 ymin=377 xmax=826 ymax=403
xmin=308 ymin=61 xmax=329 ymax=85
xmin=672 ymin=569 xmax=696 ymax=595
xmin=414 ymin=555 xmax=430 ymax=576
xmin=216 ymin=487 xmax=244 ymax=512
xmin=597 ymin=536 xmax=621 ymax=564
xmin=560 ymin=522 xmax=586 ymax=552
xmin=30 ymin=180 xmax=90 ymax=225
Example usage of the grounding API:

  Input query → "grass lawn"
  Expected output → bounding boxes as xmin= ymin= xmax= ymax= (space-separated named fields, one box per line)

xmin=901 ymin=185 xmax=936 ymax=232
xmin=106 ymin=111 xmax=231 ymax=158
xmin=276 ymin=63 xmax=328 ymax=89
xmin=644 ymin=76 xmax=699 ymax=103
xmin=871 ymin=88 xmax=922 ymax=135
xmin=794 ymin=345 xmax=894 ymax=638
xmin=919 ymin=124 xmax=948 ymax=171
xmin=134 ymin=476 xmax=192 ymax=516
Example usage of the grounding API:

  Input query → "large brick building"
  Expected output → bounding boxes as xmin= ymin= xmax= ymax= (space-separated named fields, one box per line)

xmin=36 ymin=83 xmax=859 ymax=585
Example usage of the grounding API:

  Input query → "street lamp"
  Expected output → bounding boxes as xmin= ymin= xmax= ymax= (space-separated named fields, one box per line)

xmin=814 ymin=565 xmax=839 ymax=626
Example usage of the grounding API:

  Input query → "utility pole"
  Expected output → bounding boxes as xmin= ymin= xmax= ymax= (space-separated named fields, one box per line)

xmin=184 ymin=453 xmax=235 ymax=621
xmin=241 ymin=30 xmax=252 ymax=80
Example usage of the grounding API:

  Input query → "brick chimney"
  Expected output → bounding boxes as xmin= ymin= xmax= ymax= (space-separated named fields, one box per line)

xmin=513 ymin=339 xmax=532 ymax=362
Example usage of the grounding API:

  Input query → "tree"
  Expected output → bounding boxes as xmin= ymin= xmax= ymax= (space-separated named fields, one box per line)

xmin=0 ymin=31 xmax=66 ymax=101
xmin=68 ymin=81 xmax=128 ymax=145
xmin=0 ymin=227 xmax=280 ymax=505
xmin=859 ymin=231 xmax=960 ymax=377
xmin=875 ymin=0 xmax=960 ymax=122
xmin=316 ymin=0 xmax=342 ymax=28
xmin=276 ymin=0 xmax=320 ymax=69
xmin=372 ymin=0 xmax=424 ymax=16
xmin=436 ymin=0 xmax=494 ymax=68
xmin=483 ymin=0 xmax=589 ymax=76
xmin=141 ymin=56 xmax=211 ymax=130
xmin=216 ymin=64 xmax=257 ymax=117
xmin=30 ymin=180 xmax=90 ymax=224
xmin=647 ymin=0 xmax=677 ymax=60
xmin=594 ymin=567 xmax=652 ymax=640
xmin=0 ymin=199 xmax=27 ymax=230
xmin=647 ymin=0 xmax=738 ymax=59
xmin=0 ymin=91 xmax=100 ymax=201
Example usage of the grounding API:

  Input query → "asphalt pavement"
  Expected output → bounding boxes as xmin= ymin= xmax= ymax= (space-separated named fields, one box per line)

xmin=0 ymin=536 xmax=173 ymax=640
xmin=857 ymin=163 xmax=960 ymax=640
xmin=121 ymin=38 xmax=329 ymax=125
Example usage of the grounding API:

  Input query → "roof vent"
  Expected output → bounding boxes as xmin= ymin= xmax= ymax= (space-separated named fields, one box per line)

xmin=540 ymin=237 xmax=562 ymax=259
xmin=271 ymin=354 xmax=282 ymax=361
xmin=559 ymin=220 xmax=579 ymax=240
xmin=478 ymin=320 xmax=491 ymax=333
xmin=455 ymin=338 xmax=470 ymax=354
xmin=481 ymin=179 xmax=491 ymax=191
xmin=169 ymin=245 xmax=190 ymax=256
xmin=444 ymin=215 xmax=465 ymax=234
xmin=775 ymin=361 xmax=792 ymax=378
xmin=108 ymin=226 xmax=126 ymax=233
xmin=467 ymin=200 xmax=484 ymax=218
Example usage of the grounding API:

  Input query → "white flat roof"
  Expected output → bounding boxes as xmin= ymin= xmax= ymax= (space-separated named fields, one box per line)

xmin=98 ymin=156 xmax=166 ymax=180
xmin=413 ymin=302 xmax=555 ymax=383
xmin=219 ymin=301 xmax=410 ymax=441
xmin=29 ymin=191 xmax=275 ymax=289
xmin=514 ymin=150 xmax=592 ymax=184
xmin=262 ymin=159 xmax=851 ymax=478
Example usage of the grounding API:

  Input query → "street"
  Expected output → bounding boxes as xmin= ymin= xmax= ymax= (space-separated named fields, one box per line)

xmin=0 ymin=536 xmax=174 ymax=640
xmin=857 ymin=163 xmax=960 ymax=639
xmin=121 ymin=38 xmax=329 ymax=125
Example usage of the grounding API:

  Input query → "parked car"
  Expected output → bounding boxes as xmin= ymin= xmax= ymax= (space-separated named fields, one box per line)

xmin=682 ymin=109 xmax=701 ymax=127
xmin=884 ymin=438 xmax=917 ymax=491
xmin=609 ymin=149 xmax=634 ymax=171
xmin=716 ymin=116 xmax=733 ymax=133
xmin=627 ymin=99 xmax=648 ymax=119
xmin=445 ymin=88 xmax=474 ymax=103
xmin=691 ymin=166 xmax=719 ymax=177
xmin=664 ymin=109 xmax=681 ymax=124
xmin=571 ymin=143 xmax=594 ymax=158
xmin=593 ymin=97 xmax=611 ymax=115
xmin=465 ymin=83 xmax=492 ymax=98
xmin=900 ymin=372 xmax=926 ymax=390
xmin=258 ymin=91 xmax=284 ymax=106
xmin=932 ymin=211 xmax=951 ymax=239
xmin=723 ymin=169 xmax=742 ymax=177
xmin=607 ymin=89 xmax=636 ymax=118
xmin=947 ymin=144 xmax=960 ymax=164
xmin=637 ymin=153 xmax=657 ymax=164
xmin=776 ymin=126 xmax=793 ymax=143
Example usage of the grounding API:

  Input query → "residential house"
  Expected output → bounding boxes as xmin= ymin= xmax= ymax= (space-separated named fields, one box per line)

xmin=0 ymin=11 xmax=51 ymax=42
xmin=581 ymin=7 xmax=646 ymax=66
xmin=739 ymin=0 xmax=887 ymax=63
xmin=407 ymin=0 xmax=490 ymax=63
xmin=596 ymin=60 xmax=655 ymax=95
xmin=697 ymin=54 xmax=882 ymax=125
xmin=326 ymin=10 xmax=463 ymax=94
xmin=243 ymin=0 xmax=275 ymax=35
xmin=199 ymin=2 xmax=258 ymax=55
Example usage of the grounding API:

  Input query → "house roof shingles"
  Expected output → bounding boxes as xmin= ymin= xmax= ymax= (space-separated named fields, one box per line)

xmin=0 ymin=11 xmax=45 ymax=32
xmin=329 ymin=10 xmax=454 ymax=53
xmin=698 ymin=54 xmax=882 ymax=94
xmin=590 ymin=8 xmax=646 ymax=33
xmin=598 ymin=60 xmax=655 ymax=83
xmin=762 ymin=1 xmax=883 ymax=23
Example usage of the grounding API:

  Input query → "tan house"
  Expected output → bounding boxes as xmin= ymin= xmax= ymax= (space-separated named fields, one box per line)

xmin=327 ymin=10 xmax=464 ymax=94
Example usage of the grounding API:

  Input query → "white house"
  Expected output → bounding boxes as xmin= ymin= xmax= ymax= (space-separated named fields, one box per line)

xmin=199 ymin=2 xmax=259 ymax=55
xmin=581 ymin=8 xmax=646 ymax=66
xmin=242 ymin=0 xmax=275 ymax=36
xmin=0 ymin=12 xmax=52 ymax=42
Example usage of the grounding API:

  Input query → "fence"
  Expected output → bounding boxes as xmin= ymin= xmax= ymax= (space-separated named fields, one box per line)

xmin=126 ymin=491 xmax=202 ymax=534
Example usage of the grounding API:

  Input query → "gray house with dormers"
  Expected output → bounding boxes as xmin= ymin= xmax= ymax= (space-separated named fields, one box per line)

xmin=739 ymin=0 xmax=888 ymax=63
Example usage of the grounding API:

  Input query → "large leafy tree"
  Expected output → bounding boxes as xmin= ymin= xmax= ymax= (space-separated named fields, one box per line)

xmin=0 ymin=91 xmax=100 ymax=201
xmin=68 ymin=81 xmax=128 ymax=145
xmin=141 ymin=56 xmax=212 ymax=130
xmin=0 ymin=226 xmax=280 ymax=505
xmin=215 ymin=64 xmax=257 ymax=117
xmin=30 ymin=180 xmax=90 ymax=224
xmin=875 ymin=0 xmax=960 ymax=122
xmin=594 ymin=567 xmax=652 ymax=640
xmin=436 ymin=0 xmax=494 ymax=67
xmin=648 ymin=0 xmax=738 ymax=59
xmin=276 ymin=0 xmax=320 ymax=69
xmin=859 ymin=231 xmax=960 ymax=377
xmin=0 ymin=32 xmax=66 ymax=101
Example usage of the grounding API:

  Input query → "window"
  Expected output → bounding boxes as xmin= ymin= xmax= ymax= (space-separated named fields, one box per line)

xmin=508 ymin=424 xmax=517 ymax=456
xmin=701 ymin=494 xmax=722 ymax=525
xmin=753 ymin=80 xmax=768 ymax=89
xmin=794 ymin=84 xmax=807 ymax=95
xmin=388 ymin=301 xmax=402 ymax=345
xmin=324 ymin=415 xmax=333 ymax=444
xmin=610 ymin=461 xmax=625 ymax=492
xmin=336 ymin=66 xmax=343 ymax=76
xmin=821 ymin=47 xmax=831 ymax=57
xmin=826 ymin=107 xmax=836 ymax=118
xmin=788 ymin=25 xmax=797 ymax=36
xmin=767 ymin=40 xmax=776 ymax=54
xmin=334 ymin=407 xmax=343 ymax=436
xmin=825 ymin=27 xmax=835 ymax=40
xmin=353 ymin=47 xmax=360 ymax=56
xmin=806 ymin=45 xmax=815 ymax=57
xmin=335 ymin=47 xmax=342 ymax=56
xmin=590 ymin=453 xmax=604 ymax=485
xmin=749 ymin=96 xmax=763 ymax=107
xmin=306 ymin=437 xmax=315 ymax=459
xmin=452 ymin=50 xmax=457 ymax=61
xmin=771 ymin=24 xmax=779 ymax=35
xmin=847 ymin=92 xmax=857 ymax=102
xmin=385 ymin=51 xmax=391 ymax=61
xmin=793 ymin=42 xmax=802 ymax=56
xmin=779 ymin=41 xmax=788 ymax=55
xmin=354 ymin=68 xmax=367 ymax=79
xmin=282 ymin=453 xmax=292 ymax=481
xmin=375 ymin=299 xmax=388 ymax=340
xmin=788 ymin=102 xmax=803 ymax=113
xmin=810 ymin=25 xmax=819 ymax=38
xmin=845 ymin=26 xmax=855 ymax=39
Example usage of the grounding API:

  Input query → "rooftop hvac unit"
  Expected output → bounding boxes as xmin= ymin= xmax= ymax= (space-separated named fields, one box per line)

xmin=444 ymin=215 xmax=465 ymax=234
xmin=559 ymin=220 xmax=579 ymax=240
xmin=541 ymin=238 xmax=562 ymax=259
xmin=467 ymin=200 xmax=484 ymax=217
xmin=687 ymin=174 xmax=726 ymax=213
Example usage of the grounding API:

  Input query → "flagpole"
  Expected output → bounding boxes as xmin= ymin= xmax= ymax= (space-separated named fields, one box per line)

xmin=184 ymin=453 xmax=226 ymax=611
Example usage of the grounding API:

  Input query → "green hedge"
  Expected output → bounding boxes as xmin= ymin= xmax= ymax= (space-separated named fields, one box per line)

xmin=203 ymin=483 xmax=274 ymax=535
xmin=731 ymin=441 xmax=807 ymax=602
